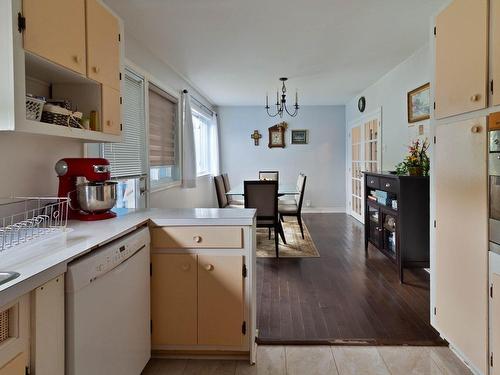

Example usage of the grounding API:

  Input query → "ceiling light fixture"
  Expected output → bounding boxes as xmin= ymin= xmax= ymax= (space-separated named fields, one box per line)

xmin=265 ymin=77 xmax=299 ymax=118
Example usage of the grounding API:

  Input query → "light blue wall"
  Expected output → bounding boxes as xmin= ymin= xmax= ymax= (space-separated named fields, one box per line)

xmin=218 ymin=106 xmax=346 ymax=211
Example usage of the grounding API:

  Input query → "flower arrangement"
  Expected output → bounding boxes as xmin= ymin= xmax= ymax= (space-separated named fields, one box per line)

xmin=395 ymin=139 xmax=430 ymax=176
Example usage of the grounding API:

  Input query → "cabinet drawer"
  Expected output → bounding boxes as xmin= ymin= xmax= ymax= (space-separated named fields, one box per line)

xmin=151 ymin=226 xmax=243 ymax=249
xmin=366 ymin=176 xmax=379 ymax=189
xmin=380 ymin=178 xmax=398 ymax=193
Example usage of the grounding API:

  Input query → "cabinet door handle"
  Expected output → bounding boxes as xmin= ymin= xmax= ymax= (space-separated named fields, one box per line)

xmin=181 ymin=264 xmax=190 ymax=271
xmin=471 ymin=125 xmax=481 ymax=133
xmin=73 ymin=55 xmax=82 ymax=64
xmin=205 ymin=264 xmax=214 ymax=271
xmin=370 ymin=180 xmax=375 ymax=184
xmin=385 ymin=183 xmax=391 ymax=188
xmin=106 ymin=120 xmax=112 ymax=127
xmin=93 ymin=66 xmax=100 ymax=74
xmin=470 ymin=94 xmax=480 ymax=102
xmin=193 ymin=235 xmax=202 ymax=243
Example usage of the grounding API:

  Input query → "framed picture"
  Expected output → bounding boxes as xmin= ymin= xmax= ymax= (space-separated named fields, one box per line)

xmin=407 ymin=83 xmax=430 ymax=123
xmin=291 ymin=129 xmax=308 ymax=144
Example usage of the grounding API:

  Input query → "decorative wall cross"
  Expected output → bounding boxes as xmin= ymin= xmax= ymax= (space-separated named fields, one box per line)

xmin=251 ymin=130 xmax=262 ymax=146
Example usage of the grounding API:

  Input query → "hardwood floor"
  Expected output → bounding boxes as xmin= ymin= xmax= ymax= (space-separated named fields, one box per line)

xmin=256 ymin=213 xmax=444 ymax=345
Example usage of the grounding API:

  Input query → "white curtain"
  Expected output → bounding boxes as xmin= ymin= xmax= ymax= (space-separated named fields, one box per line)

xmin=182 ymin=91 xmax=197 ymax=188
xmin=210 ymin=112 xmax=220 ymax=176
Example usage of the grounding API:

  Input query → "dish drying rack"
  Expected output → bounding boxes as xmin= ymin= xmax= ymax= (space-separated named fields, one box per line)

xmin=0 ymin=197 xmax=69 ymax=252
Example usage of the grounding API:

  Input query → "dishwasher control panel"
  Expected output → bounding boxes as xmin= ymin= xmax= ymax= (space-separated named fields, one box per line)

xmin=66 ymin=226 xmax=151 ymax=291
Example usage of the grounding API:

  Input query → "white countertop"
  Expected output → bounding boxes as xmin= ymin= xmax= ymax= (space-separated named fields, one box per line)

xmin=0 ymin=208 xmax=256 ymax=306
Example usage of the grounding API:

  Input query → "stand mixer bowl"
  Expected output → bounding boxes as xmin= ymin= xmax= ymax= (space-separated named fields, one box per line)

xmin=76 ymin=181 xmax=118 ymax=213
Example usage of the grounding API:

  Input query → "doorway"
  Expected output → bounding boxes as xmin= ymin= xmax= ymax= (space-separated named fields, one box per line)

xmin=347 ymin=109 xmax=382 ymax=223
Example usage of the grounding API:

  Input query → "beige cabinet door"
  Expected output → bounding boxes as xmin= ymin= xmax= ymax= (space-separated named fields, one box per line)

xmin=435 ymin=117 xmax=488 ymax=374
xmin=435 ymin=0 xmax=488 ymax=119
xmin=198 ymin=255 xmax=244 ymax=346
xmin=493 ymin=0 xmax=500 ymax=106
xmin=0 ymin=353 xmax=26 ymax=375
xmin=101 ymin=85 xmax=121 ymax=135
xmin=86 ymin=0 xmax=121 ymax=90
xmin=23 ymin=0 xmax=86 ymax=75
xmin=492 ymin=273 xmax=500 ymax=375
xmin=151 ymin=253 xmax=197 ymax=346
xmin=32 ymin=276 xmax=64 ymax=375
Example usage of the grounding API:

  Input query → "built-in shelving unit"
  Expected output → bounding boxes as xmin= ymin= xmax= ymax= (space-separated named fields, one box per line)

xmin=0 ymin=0 xmax=123 ymax=143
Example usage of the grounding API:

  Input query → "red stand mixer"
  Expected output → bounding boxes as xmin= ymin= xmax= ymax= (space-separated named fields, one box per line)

xmin=55 ymin=158 xmax=118 ymax=221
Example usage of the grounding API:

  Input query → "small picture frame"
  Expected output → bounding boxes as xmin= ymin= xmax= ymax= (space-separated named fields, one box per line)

xmin=407 ymin=83 xmax=430 ymax=123
xmin=291 ymin=129 xmax=308 ymax=144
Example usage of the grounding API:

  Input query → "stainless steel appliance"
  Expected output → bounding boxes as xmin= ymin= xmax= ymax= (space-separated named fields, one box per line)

xmin=489 ymin=113 xmax=500 ymax=251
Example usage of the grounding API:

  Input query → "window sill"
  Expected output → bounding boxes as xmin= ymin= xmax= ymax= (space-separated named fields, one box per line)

xmin=150 ymin=180 xmax=181 ymax=193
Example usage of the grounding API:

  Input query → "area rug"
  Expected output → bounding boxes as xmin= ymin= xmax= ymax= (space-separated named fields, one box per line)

xmin=256 ymin=217 xmax=320 ymax=258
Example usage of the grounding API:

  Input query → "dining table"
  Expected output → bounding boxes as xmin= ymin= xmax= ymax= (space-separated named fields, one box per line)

xmin=226 ymin=184 xmax=299 ymax=196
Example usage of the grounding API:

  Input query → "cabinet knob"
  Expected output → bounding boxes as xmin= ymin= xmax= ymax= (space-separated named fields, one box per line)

xmin=385 ymin=183 xmax=391 ymax=188
xmin=470 ymin=94 xmax=480 ymax=102
xmin=370 ymin=180 xmax=375 ymax=184
xmin=205 ymin=264 xmax=214 ymax=271
xmin=378 ymin=228 xmax=383 ymax=232
xmin=73 ymin=55 xmax=81 ymax=63
xmin=106 ymin=120 xmax=112 ymax=126
xmin=181 ymin=264 xmax=190 ymax=271
xmin=193 ymin=235 xmax=202 ymax=243
xmin=93 ymin=66 xmax=100 ymax=73
xmin=471 ymin=125 xmax=481 ymax=133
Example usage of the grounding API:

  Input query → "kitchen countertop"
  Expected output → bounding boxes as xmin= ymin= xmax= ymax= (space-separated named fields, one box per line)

xmin=0 ymin=208 xmax=256 ymax=306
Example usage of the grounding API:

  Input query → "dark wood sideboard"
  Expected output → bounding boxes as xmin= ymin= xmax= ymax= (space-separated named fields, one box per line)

xmin=363 ymin=172 xmax=430 ymax=282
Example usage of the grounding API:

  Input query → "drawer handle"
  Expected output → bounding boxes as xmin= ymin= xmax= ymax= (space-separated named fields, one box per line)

xmin=470 ymin=94 xmax=480 ymax=102
xmin=193 ymin=235 xmax=202 ymax=243
xmin=181 ymin=264 xmax=190 ymax=271
xmin=73 ymin=55 xmax=82 ymax=63
xmin=385 ymin=183 xmax=391 ymax=188
xmin=205 ymin=264 xmax=214 ymax=271
xmin=370 ymin=180 xmax=375 ymax=184
xmin=93 ymin=66 xmax=100 ymax=74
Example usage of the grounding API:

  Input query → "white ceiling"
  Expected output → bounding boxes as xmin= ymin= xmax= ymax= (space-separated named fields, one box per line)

xmin=105 ymin=0 xmax=447 ymax=106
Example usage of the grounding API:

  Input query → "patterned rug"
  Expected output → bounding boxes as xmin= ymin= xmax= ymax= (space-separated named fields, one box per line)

xmin=256 ymin=217 xmax=320 ymax=258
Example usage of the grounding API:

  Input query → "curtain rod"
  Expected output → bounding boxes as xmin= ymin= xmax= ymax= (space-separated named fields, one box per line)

xmin=183 ymin=89 xmax=215 ymax=116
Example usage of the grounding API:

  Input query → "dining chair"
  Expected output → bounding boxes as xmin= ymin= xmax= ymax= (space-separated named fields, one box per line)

xmin=222 ymin=172 xmax=244 ymax=206
xmin=278 ymin=174 xmax=307 ymax=239
xmin=244 ymin=180 xmax=286 ymax=257
xmin=259 ymin=171 xmax=279 ymax=182
xmin=214 ymin=175 xmax=229 ymax=208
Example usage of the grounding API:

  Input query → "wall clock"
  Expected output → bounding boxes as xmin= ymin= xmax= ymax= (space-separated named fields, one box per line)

xmin=268 ymin=122 xmax=287 ymax=148
xmin=358 ymin=96 xmax=366 ymax=112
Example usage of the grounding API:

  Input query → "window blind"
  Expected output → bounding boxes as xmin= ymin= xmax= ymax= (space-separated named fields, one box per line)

xmin=103 ymin=70 xmax=146 ymax=178
xmin=149 ymin=85 xmax=178 ymax=167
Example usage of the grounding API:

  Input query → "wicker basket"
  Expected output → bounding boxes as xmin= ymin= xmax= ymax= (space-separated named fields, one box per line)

xmin=41 ymin=104 xmax=82 ymax=128
xmin=26 ymin=96 xmax=46 ymax=121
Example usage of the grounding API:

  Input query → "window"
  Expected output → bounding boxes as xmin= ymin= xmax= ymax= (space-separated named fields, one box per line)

xmin=148 ymin=84 xmax=180 ymax=187
xmin=102 ymin=69 xmax=147 ymax=208
xmin=192 ymin=110 xmax=211 ymax=176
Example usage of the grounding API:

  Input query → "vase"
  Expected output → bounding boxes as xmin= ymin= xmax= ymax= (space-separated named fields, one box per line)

xmin=408 ymin=166 xmax=423 ymax=176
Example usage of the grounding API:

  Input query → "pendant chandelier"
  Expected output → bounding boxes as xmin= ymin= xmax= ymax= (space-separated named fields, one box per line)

xmin=265 ymin=77 xmax=299 ymax=118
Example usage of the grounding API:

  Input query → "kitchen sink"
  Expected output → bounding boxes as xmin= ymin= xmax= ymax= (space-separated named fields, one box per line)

xmin=0 ymin=272 xmax=20 ymax=286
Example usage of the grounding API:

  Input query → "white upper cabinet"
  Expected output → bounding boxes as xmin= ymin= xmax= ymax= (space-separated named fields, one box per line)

xmin=435 ymin=0 xmax=488 ymax=119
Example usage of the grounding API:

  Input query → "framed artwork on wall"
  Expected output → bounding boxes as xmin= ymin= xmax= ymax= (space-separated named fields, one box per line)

xmin=291 ymin=129 xmax=308 ymax=144
xmin=407 ymin=83 xmax=430 ymax=123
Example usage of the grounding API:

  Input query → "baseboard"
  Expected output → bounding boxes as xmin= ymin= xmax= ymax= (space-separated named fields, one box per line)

xmin=302 ymin=206 xmax=346 ymax=213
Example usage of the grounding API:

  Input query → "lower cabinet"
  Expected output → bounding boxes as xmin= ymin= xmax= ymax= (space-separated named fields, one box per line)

xmin=31 ymin=275 xmax=65 ymax=375
xmin=0 ymin=295 xmax=30 ymax=375
xmin=0 ymin=352 xmax=26 ymax=375
xmin=151 ymin=254 xmax=198 ymax=346
xmin=151 ymin=253 xmax=245 ymax=348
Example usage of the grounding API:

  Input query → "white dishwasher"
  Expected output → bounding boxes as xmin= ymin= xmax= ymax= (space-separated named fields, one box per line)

xmin=66 ymin=226 xmax=151 ymax=375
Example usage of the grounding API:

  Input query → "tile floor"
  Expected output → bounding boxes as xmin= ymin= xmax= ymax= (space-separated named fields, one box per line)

xmin=142 ymin=345 xmax=473 ymax=374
